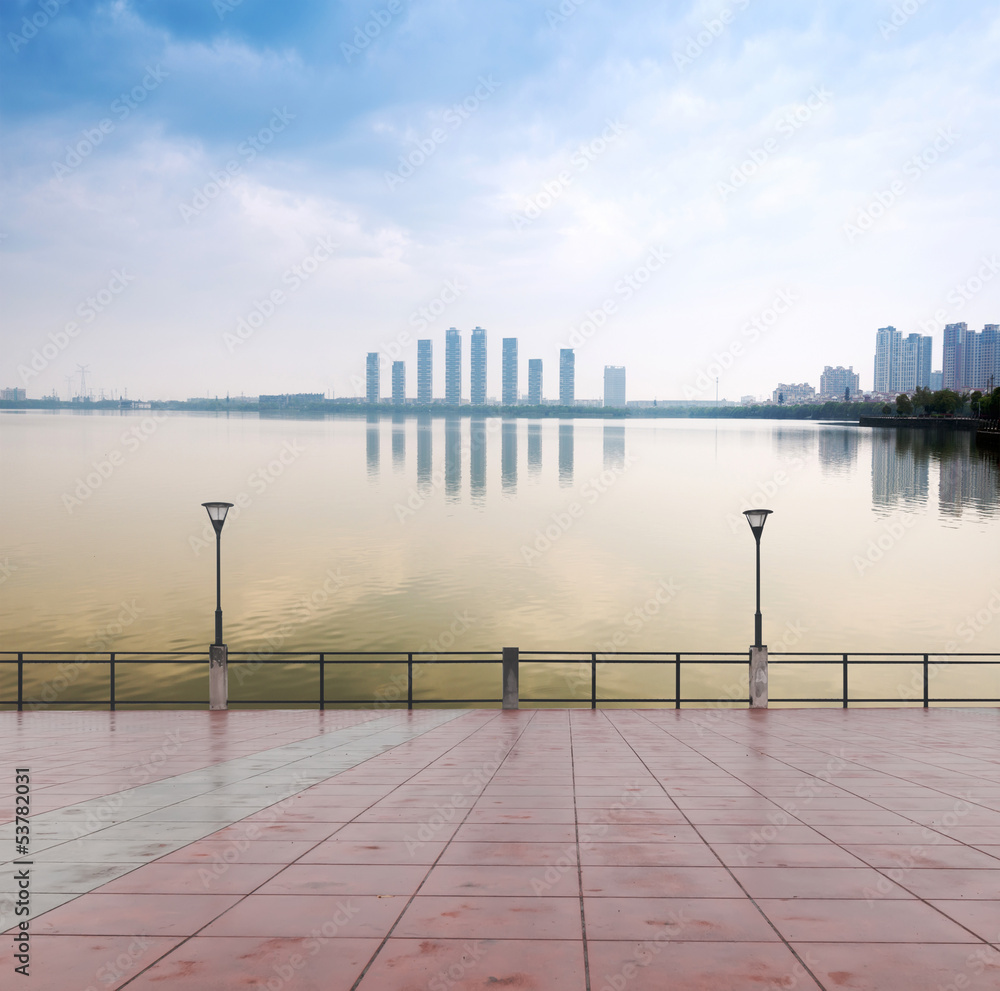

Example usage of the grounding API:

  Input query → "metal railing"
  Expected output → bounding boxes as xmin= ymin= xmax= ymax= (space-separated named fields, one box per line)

xmin=1 ymin=649 xmax=998 ymax=710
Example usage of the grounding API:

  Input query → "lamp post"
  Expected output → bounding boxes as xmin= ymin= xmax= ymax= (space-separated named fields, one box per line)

xmin=742 ymin=508 xmax=772 ymax=647
xmin=202 ymin=502 xmax=234 ymax=645
xmin=743 ymin=509 xmax=772 ymax=709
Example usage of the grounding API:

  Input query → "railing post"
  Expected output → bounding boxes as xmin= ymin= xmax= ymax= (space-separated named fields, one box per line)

xmin=17 ymin=653 xmax=23 ymax=712
xmin=209 ymin=643 xmax=228 ymax=710
xmin=749 ymin=646 xmax=768 ymax=708
xmin=109 ymin=653 xmax=116 ymax=711
xmin=843 ymin=654 xmax=849 ymax=708
xmin=502 ymin=647 xmax=519 ymax=710
xmin=923 ymin=654 xmax=929 ymax=708
xmin=591 ymin=653 xmax=596 ymax=709
xmin=675 ymin=653 xmax=681 ymax=709
xmin=408 ymin=653 xmax=413 ymax=710
xmin=319 ymin=653 xmax=325 ymax=710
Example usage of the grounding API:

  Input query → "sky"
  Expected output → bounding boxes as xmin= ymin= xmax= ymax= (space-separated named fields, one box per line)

xmin=1 ymin=0 xmax=999 ymax=402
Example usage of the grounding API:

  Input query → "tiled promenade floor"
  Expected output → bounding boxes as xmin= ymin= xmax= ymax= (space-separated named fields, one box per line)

xmin=2 ymin=707 xmax=999 ymax=990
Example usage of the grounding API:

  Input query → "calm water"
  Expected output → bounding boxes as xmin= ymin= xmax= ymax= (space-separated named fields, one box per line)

xmin=2 ymin=411 xmax=998 ymax=708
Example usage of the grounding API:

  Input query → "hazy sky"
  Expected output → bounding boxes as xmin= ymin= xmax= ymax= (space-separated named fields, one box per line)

xmin=2 ymin=0 xmax=998 ymax=402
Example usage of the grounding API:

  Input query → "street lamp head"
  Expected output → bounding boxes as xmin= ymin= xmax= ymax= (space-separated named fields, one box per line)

xmin=202 ymin=501 xmax=234 ymax=535
xmin=743 ymin=508 xmax=773 ymax=537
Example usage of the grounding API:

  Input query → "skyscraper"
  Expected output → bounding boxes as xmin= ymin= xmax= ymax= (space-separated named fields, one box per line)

xmin=603 ymin=366 xmax=626 ymax=407
xmin=819 ymin=366 xmax=860 ymax=398
xmin=900 ymin=333 xmax=932 ymax=392
xmin=559 ymin=349 xmax=575 ymax=405
xmin=943 ymin=323 xmax=965 ymax=391
xmin=873 ymin=326 xmax=900 ymax=394
xmin=366 ymin=352 xmax=379 ymax=403
xmin=528 ymin=359 xmax=542 ymax=404
xmin=502 ymin=338 xmax=518 ymax=405
xmin=445 ymin=328 xmax=461 ymax=405
xmin=391 ymin=360 xmax=405 ymax=404
xmin=417 ymin=339 xmax=432 ymax=403
xmin=470 ymin=327 xmax=487 ymax=405
xmin=953 ymin=324 xmax=999 ymax=391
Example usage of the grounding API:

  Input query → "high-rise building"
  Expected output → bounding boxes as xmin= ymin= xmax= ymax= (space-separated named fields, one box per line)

xmin=392 ymin=361 xmax=405 ymax=404
xmin=502 ymin=338 xmax=518 ymax=405
xmin=528 ymin=359 xmax=542 ymax=404
xmin=931 ymin=370 xmax=943 ymax=391
xmin=603 ymin=366 xmax=626 ymax=407
xmin=417 ymin=339 xmax=432 ymax=403
xmin=559 ymin=349 xmax=575 ymax=405
xmin=900 ymin=333 xmax=932 ymax=392
xmin=944 ymin=323 xmax=999 ymax=391
xmin=470 ymin=327 xmax=487 ymax=405
xmin=819 ymin=366 xmax=860 ymax=399
xmin=445 ymin=328 xmax=461 ymax=405
xmin=366 ymin=352 xmax=379 ymax=403
xmin=943 ymin=323 xmax=965 ymax=391
xmin=873 ymin=326 xmax=900 ymax=394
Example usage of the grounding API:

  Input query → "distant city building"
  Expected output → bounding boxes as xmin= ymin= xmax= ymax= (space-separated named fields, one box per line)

xmin=470 ymin=327 xmax=487 ymax=405
xmin=740 ymin=395 xmax=757 ymax=405
xmin=900 ymin=333 xmax=933 ymax=392
xmin=502 ymin=338 xmax=518 ymax=405
xmin=603 ymin=366 xmax=626 ymax=407
xmin=873 ymin=326 xmax=900 ymax=393
xmin=820 ymin=366 xmax=860 ymax=399
xmin=417 ymin=339 xmax=432 ymax=403
xmin=366 ymin=353 xmax=379 ymax=403
xmin=528 ymin=358 xmax=542 ymax=404
xmin=772 ymin=383 xmax=816 ymax=404
xmin=559 ymin=349 xmax=575 ymax=405
xmin=392 ymin=361 xmax=405 ymax=404
xmin=445 ymin=328 xmax=461 ymax=405
xmin=259 ymin=393 xmax=324 ymax=408
xmin=931 ymin=369 xmax=943 ymax=391
xmin=943 ymin=322 xmax=999 ymax=391
xmin=1 ymin=388 xmax=26 ymax=401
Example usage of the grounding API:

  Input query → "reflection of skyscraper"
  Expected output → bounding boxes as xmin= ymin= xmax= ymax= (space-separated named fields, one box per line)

xmin=366 ymin=353 xmax=380 ymax=403
xmin=558 ymin=421 xmax=574 ymax=486
xmin=417 ymin=339 xmax=432 ymax=403
xmin=870 ymin=429 xmax=929 ymax=507
xmin=470 ymin=417 xmax=486 ymax=502
xmin=502 ymin=420 xmax=517 ymax=493
xmin=471 ymin=327 xmax=487 ymax=405
xmin=939 ymin=434 xmax=999 ymax=516
xmin=527 ymin=421 xmax=541 ymax=475
xmin=417 ymin=413 xmax=432 ymax=490
xmin=818 ymin=427 xmax=859 ymax=475
xmin=502 ymin=338 xmax=518 ymax=405
xmin=604 ymin=366 xmax=626 ymax=408
xmin=559 ymin=349 xmax=575 ymax=405
xmin=445 ymin=328 xmax=461 ymax=405
xmin=603 ymin=424 xmax=625 ymax=470
xmin=445 ymin=415 xmax=461 ymax=500
xmin=528 ymin=359 xmax=542 ymax=405
xmin=392 ymin=361 xmax=405 ymax=404
xmin=366 ymin=413 xmax=380 ymax=476
xmin=391 ymin=413 xmax=405 ymax=470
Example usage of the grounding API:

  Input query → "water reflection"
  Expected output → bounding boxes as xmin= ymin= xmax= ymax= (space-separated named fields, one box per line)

xmin=445 ymin=416 xmax=461 ymax=502
xmin=871 ymin=429 xmax=930 ymax=508
xmin=772 ymin=427 xmax=817 ymax=461
xmin=417 ymin=414 xmax=432 ymax=491
xmin=391 ymin=413 xmax=405 ymax=472
xmin=603 ymin=425 xmax=625 ymax=471
xmin=528 ymin=422 xmax=542 ymax=477
xmin=470 ymin=417 xmax=486 ymax=503
xmin=939 ymin=437 xmax=1000 ymax=517
xmin=559 ymin=421 xmax=574 ymax=487
xmin=366 ymin=413 xmax=380 ymax=478
xmin=818 ymin=427 xmax=858 ymax=476
xmin=502 ymin=420 xmax=517 ymax=494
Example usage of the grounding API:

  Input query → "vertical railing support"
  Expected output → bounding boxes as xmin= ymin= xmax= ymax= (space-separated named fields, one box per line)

xmin=17 ymin=653 xmax=23 ymax=712
xmin=591 ymin=653 xmax=597 ymax=709
xmin=408 ymin=653 xmax=413 ymax=710
xmin=502 ymin=647 xmax=519 ymax=710
xmin=843 ymin=654 xmax=849 ymax=708
xmin=675 ymin=653 xmax=681 ymax=709
xmin=209 ymin=643 xmax=228 ymax=710
xmin=109 ymin=653 xmax=116 ymax=711
xmin=749 ymin=646 xmax=768 ymax=708
xmin=319 ymin=653 xmax=325 ymax=710
xmin=923 ymin=654 xmax=929 ymax=708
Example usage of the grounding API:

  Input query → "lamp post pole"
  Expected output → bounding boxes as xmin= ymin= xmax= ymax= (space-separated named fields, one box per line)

xmin=214 ymin=523 xmax=223 ymax=645
xmin=202 ymin=502 xmax=234 ymax=709
xmin=754 ymin=526 xmax=763 ymax=649
xmin=742 ymin=509 xmax=772 ymax=708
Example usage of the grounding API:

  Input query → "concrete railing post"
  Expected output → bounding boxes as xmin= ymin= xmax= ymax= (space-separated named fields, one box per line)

xmin=749 ymin=645 xmax=768 ymax=708
xmin=502 ymin=647 xmax=519 ymax=710
xmin=209 ymin=643 xmax=228 ymax=710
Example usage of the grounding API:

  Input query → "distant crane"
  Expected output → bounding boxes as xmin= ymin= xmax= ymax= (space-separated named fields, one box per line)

xmin=77 ymin=364 xmax=91 ymax=400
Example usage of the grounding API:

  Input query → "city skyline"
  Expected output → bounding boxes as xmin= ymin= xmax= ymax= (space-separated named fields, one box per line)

xmin=2 ymin=3 xmax=999 ymax=401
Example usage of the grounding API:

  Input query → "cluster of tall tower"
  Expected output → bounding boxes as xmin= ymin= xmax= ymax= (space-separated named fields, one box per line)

xmin=366 ymin=329 xmax=592 ymax=406
xmin=873 ymin=327 xmax=933 ymax=394
xmin=942 ymin=323 xmax=999 ymax=392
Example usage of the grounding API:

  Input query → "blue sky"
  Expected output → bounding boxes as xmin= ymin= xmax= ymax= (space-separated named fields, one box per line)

xmin=2 ymin=0 xmax=998 ymax=401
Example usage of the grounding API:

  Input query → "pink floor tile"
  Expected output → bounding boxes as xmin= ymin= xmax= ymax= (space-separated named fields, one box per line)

xmin=585 ymin=896 xmax=777 ymax=941
xmin=929 ymin=900 xmax=1000 ymax=942
xmin=582 ymin=865 xmax=744 ymax=898
xmin=255 ymin=864 xmax=428 ymax=896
